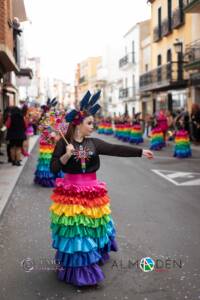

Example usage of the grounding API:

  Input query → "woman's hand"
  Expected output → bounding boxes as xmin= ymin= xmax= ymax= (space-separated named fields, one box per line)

xmin=60 ymin=144 xmax=75 ymax=165
xmin=142 ymin=149 xmax=154 ymax=160
xmin=66 ymin=144 xmax=75 ymax=157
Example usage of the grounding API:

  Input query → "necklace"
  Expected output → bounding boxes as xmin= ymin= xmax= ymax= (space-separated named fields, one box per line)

xmin=73 ymin=144 xmax=93 ymax=173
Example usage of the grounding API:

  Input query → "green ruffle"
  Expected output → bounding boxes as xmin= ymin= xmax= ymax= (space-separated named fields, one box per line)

xmin=50 ymin=212 xmax=111 ymax=228
xmin=50 ymin=222 xmax=113 ymax=238
xmin=39 ymin=153 xmax=52 ymax=159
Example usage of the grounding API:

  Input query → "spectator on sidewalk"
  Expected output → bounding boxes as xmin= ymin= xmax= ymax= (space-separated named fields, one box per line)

xmin=6 ymin=107 xmax=26 ymax=166
xmin=191 ymin=103 xmax=200 ymax=144
xmin=0 ymin=109 xmax=4 ymax=156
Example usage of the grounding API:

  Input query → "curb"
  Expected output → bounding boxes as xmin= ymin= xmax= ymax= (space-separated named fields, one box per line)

xmin=0 ymin=135 xmax=39 ymax=220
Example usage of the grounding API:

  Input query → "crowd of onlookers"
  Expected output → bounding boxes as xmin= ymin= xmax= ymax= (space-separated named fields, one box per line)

xmin=96 ymin=103 xmax=200 ymax=144
xmin=0 ymin=105 xmax=41 ymax=166
xmin=0 ymin=102 xmax=200 ymax=166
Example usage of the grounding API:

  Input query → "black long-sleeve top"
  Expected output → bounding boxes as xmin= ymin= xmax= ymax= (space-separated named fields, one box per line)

xmin=50 ymin=137 xmax=143 ymax=174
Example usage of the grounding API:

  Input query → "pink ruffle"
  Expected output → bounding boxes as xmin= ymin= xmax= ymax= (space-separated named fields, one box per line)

xmin=53 ymin=179 xmax=107 ymax=199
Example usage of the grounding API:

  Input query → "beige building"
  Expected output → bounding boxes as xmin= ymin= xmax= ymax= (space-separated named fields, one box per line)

xmin=140 ymin=0 xmax=193 ymax=113
xmin=184 ymin=0 xmax=200 ymax=107
xmin=75 ymin=57 xmax=102 ymax=104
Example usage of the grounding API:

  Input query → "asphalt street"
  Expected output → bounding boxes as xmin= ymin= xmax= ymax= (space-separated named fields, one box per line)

xmin=0 ymin=133 xmax=200 ymax=300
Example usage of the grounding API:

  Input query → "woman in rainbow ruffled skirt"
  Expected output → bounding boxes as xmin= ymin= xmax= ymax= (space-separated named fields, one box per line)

xmin=50 ymin=91 xmax=154 ymax=286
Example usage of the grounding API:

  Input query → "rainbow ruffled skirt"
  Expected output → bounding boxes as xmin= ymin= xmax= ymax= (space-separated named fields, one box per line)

xmin=49 ymin=173 xmax=118 ymax=286
xmin=97 ymin=123 xmax=113 ymax=135
xmin=114 ymin=124 xmax=131 ymax=142
xmin=129 ymin=124 xmax=144 ymax=144
xmin=34 ymin=139 xmax=63 ymax=187
xmin=150 ymin=127 xmax=165 ymax=150
xmin=173 ymin=130 xmax=192 ymax=158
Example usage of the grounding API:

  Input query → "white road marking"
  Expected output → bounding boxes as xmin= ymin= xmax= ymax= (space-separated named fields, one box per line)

xmin=152 ymin=169 xmax=200 ymax=186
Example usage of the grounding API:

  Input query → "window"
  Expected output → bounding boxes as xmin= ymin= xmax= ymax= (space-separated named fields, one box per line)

xmin=167 ymin=49 xmax=172 ymax=63
xmin=158 ymin=7 xmax=162 ymax=36
xmin=132 ymin=41 xmax=135 ymax=63
xmin=157 ymin=54 xmax=162 ymax=66
xmin=168 ymin=0 xmax=172 ymax=30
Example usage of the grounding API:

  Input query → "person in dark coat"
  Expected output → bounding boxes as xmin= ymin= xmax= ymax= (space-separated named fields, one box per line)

xmin=6 ymin=107 xmax=26 ymax=166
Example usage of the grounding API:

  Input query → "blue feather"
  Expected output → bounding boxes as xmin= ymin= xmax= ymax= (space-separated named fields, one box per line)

xmin=89 ymin=104 xmax=101 ymax=115
xmin=65 ymin=109 xmax=78 ymax=122
xmin=80 ymin=91 xmax=91 ymax=110
xmin=87 ymin=90 xmax=101 ymax=108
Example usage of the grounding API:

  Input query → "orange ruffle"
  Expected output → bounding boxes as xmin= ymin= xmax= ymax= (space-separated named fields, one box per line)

xmin=51 ymin=194 xmax=110 ymax=207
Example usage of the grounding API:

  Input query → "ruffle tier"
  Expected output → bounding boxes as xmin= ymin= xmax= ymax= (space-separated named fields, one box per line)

xmin=51 ymin=193 xmax=109 ymax=207
xmin=50 ymin=174 xmax=118 ymax=286
xmin=50 ymin=220 xmax=115 ymax=238
xmin=57 ymin=263 xmax=105 ymax=286
xmin=50 ymin=211 xmax=111 ymax=227
xmin=50 ymin=203 xmax=111 ymax=218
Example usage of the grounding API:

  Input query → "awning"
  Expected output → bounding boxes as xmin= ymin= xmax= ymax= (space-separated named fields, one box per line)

xmin=0 ymin=44 xmax=19 ymax=73
xmin=12 ymin=0 xmax=27 ymax=22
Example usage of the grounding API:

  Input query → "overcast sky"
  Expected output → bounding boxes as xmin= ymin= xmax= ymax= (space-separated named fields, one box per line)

xmin=23 ymin=0 xmax=151 ymax=84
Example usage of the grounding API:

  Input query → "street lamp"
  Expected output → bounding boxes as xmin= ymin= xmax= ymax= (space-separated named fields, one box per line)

xmin=173 ymin=39 xmax=183 ymax=81
xmin=174 ymin=39 xmax=183 ymax=54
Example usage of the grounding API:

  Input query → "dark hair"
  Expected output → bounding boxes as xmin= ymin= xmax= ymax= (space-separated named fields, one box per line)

xmin=65 ymin=123 xmax=76 ymax=143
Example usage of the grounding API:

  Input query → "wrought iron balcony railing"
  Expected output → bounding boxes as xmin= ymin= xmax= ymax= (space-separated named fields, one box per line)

xmin=79 ymin=76 xmax=87 ymax=84
xmin=184 ymin=0 xmax=200 ymax=13
xmin=185 ymin=39 xmax=200 ymax=69
xmin=139 ymin=62 xmax=187 ymax=92
xmin=172 ymin=7 xmax=185 ymax=29
xmin=119 ymin=52 xmax=135 ymax=68
xmin=119 ymin=88 xmax=129 ymax=99
xmin=162 ymin=18 xmax=172 ymax=37
xmin=153 ymin=25 xmax=162 ymax=42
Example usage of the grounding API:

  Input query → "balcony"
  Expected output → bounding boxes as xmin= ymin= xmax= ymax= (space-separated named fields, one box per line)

xmin=119 ymin=88 xmax=129 ymax=99
xmin=119 ymin=52 xmax=135 ymax=69
xmin=139 ymin=62 xmax=188 ymax=92
xmin=153 ymin=26 xmax=162 ymax=42
xmin=185 ymin=39 xmax=200 ymax=70
xmin=172 ymin=7 xmax=185 ymax=29
xmin=184 ymin=0 xmax=200 ymax=13
xmin=79 ymin=76 xmax=87 ymax=84
xmin=162 ymin=18 xmax=172 ymax=37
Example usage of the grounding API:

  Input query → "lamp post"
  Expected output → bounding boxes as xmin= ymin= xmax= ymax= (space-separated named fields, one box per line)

xmin=173 ymin=39 xmax=183 ymax=81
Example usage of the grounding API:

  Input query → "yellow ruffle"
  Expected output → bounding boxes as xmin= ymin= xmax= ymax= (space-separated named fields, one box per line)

xmin=49 ymin=203 xmax=111 ymax=218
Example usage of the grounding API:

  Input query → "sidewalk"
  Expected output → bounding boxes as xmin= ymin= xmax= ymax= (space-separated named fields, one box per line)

xmin=0 ymin=135 xmax=39 ymax=219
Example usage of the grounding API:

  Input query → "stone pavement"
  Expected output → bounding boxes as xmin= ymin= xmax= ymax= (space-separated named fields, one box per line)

xmin=0 ymin=135 xmax=39 ymax=219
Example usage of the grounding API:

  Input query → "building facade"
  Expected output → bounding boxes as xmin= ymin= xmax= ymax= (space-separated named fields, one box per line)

xmin=75 ymin=57 xmax=102 ymax=105
xmin=140 ymin=0 xmax=193 ymax=114
xmin=0 ymin=0 xmax=31 ymax=111
xmin=119 ymin=20 xmax=150 ymax=117
xmin=184 ymin=0 xmax=200 ymax=107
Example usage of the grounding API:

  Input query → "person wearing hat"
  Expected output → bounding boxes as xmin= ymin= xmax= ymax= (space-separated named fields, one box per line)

xmin=50 ymin=90 xmax=154 ymax=286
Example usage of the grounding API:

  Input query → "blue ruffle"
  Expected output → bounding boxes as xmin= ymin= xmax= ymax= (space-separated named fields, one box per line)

xmin=52 ymin=234 xmax=116 ymax=254
xmin=129 ymin=137 xmax=143 ymax=144
xmin=55 ymin=249 xmax=102 ymax=267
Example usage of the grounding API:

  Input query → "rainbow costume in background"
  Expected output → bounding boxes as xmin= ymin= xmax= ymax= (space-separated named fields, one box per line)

xmin=97 ymin=121 xmax=113 ymax=135
xmin=34 ymin=98 xmax=65 ymax=187
xmin=173 ymin=129 xmax=192 ymax=158
xmin=150 ymin=127 xmax=165 ymax=150
xmin=34 ymin=126 xmax=63 ymax=187
xmin=114 ymin=123 xmax=131 ymax=141
xmin=129 ymin=123 xmax=143 ymax=144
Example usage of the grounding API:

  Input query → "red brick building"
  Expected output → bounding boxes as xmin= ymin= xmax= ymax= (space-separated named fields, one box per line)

xmin=0 ymin=0 xmax=28 ymax=111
